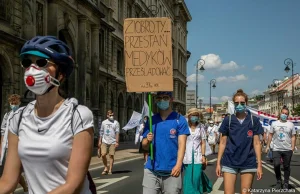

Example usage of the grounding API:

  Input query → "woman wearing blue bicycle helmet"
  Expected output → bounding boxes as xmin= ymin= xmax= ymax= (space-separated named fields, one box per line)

xmin=0 ymin=36 xmax=94 ymax=194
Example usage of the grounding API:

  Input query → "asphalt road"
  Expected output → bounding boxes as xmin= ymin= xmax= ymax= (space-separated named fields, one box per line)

xmin=14 ymin=152 xmax=300 ymax=194
xmin=89 ymin=153 xmax=300 ymax=194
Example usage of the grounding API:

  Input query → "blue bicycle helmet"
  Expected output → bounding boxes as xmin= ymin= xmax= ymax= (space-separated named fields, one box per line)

xmin=20 ymin=36 xmax=74 ymax=78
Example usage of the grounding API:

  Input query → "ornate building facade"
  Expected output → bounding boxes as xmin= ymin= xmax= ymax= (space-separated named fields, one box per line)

xmin=0 ymin=0 xmax=191 ymax=131
xmin=259 ymin=74 xmax=300 ymax=115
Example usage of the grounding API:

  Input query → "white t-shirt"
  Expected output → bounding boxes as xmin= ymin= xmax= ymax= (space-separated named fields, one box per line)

xmin=1 ymin=111 xmax=12 ymax=149
xmin=270 ymin=120 xmax=296 ymax=151
xmin=183 ymin=125 xmax=207 ymax=164
xmin=207 ymin=126 xmax=218 ymax=145
xmin=100 ymin=119 xmax=120 ymax=144
xmin=8 ymin=98 xmax=93 ymax=194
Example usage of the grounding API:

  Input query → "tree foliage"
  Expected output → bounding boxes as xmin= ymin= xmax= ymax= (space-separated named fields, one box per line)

xmin=293 ymin=104 xmax=300 ymax=116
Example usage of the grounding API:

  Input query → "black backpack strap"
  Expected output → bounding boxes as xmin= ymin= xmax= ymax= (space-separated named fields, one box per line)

xmin=70 ymin=104 xmax=79 ymax=135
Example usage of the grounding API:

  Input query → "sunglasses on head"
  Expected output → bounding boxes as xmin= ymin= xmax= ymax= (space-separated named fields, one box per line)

xmin=20 ymin=58 xmax=55 ymax=68
xmin=234 ymin=102 xmax=246 ymax=106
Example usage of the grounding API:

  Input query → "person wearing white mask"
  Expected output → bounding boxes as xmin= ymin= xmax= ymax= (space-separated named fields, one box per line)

xmin=0 ymin=36 xmax=95 ymax=194
xmin=207 ymin=120 xmax=218 ymax=154
xmin=99 ymin=110 xmax=120 ymax=175
xmin=0 ymin=94 xmax=28 ymax=194
xmin=266 ymin=106 xmax=296 ymax=189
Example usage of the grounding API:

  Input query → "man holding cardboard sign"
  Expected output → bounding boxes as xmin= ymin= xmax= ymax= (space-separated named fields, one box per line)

xmin=142 ymin=92 xmax=190 ymax=194
xmin=124 ymin=17 xmax=185 ymax=194
xmin=124 ymin=17 xmax=173 ymax=93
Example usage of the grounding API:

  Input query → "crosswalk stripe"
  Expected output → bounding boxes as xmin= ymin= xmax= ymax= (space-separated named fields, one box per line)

xmin=208 ymin=158 xmax=217 ymax=163
xmin=212 ymin=177 xmax=223 ymax=191
xmin=262 ymin=163 xmax=300 ymax=192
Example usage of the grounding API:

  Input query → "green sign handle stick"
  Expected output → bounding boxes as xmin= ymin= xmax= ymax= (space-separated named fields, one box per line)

xmin=148 ymin=92 xmax=154 ymax=160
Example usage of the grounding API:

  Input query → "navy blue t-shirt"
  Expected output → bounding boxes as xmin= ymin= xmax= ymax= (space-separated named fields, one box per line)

xmin=143 ymin=112 xmax=190 ymax=172
xmin=218 ymin=114 xmax=264 ymax=169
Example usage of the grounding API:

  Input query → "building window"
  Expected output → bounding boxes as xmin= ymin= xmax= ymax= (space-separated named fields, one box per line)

xmin=0 ymin=0 xmax=13 ymax=23
xmin=36 ymin=2 xmax=44 ymax=36
xmin=111 ymin=40 xmax=114 ymax=69
xmin=117 ymin=50 xmax=123 ymax=75
xmin=179 ymin=55 xmax=182 ymax=72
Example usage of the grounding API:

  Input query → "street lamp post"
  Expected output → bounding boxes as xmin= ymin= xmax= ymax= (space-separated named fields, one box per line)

xmin=195 ymin=59 xmax=205 ymax=108
xmin=209 ymin=79 xmax=216 ymax=118
xmin=284 ymin=58 xmax=295 ymax=112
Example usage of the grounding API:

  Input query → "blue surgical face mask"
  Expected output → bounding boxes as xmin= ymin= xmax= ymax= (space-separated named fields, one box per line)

xmin=157 ymin=100 xmax=170 ymax=110
xmin=10 ymin=105 xmax=19 ymax=112
xmin=190 ymin=116 xmax=199 ymax=123
xmin=280 ymin=114 xmax=288 ymax=121
xmin=235 ymin=104 xmax=246 ymax=113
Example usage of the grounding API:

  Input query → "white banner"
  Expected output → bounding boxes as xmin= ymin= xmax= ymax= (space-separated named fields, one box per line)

xmin=227 ymin=100 xmax=235 ymax=115
xmin=141 ymin=100 xmax=153 ymax=119
xmin=122 ymin=111 xmax=142 ymax=131
xmin=227 ymin=100 xmax=300 ymax=130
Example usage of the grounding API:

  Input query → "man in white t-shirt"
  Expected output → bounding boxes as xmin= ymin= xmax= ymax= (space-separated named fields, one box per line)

xmin=99 ymin=110 xmax=120 ymax=175
xmin=266 ymin=107 xmax=296 ymax=189
xmin=207 ymin=120 xmax=218 ymax=154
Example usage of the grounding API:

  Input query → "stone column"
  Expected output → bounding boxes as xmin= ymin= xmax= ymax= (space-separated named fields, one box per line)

xmin=77 ymin=15 xmax=87 ymax=105
xmin=91 ymin=25 xmax=100 ymax=108
xmin=47 ymin=2 xmax=58 ymax=36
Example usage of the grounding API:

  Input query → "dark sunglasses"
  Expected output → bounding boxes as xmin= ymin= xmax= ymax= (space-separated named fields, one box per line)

xmin=155 ymin=96 xmax=170 ymax=101
xmin=234 ymin=102 xmax=246 ymax=106
xmin=20 ymin=58 xmax=55 ymax=68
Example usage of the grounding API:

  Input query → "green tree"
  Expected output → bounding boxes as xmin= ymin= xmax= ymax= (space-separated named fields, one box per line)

xmin=255 ymin=95 xmax=264 ymax=101
xmin=293 ymin=104 xmax=300 ymax=116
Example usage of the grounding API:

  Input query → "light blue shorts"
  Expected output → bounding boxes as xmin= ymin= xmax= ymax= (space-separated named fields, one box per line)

xmin=222 ymin=166 xmax=257 ymax=174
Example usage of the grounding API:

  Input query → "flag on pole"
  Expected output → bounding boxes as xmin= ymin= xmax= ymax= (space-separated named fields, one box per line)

xmin=122 ymin=111 xmax=142 ymax=131
xmin=141 ymin=100 xmax=153 ymax=120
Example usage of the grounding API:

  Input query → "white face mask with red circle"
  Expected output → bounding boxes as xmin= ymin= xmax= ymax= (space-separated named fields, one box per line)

xmin=24 ymin=65 xmax=60 ymax=95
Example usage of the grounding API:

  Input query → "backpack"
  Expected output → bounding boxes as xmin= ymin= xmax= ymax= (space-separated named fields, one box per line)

xmin=17 ymin=102 xmax=96 ymax=194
